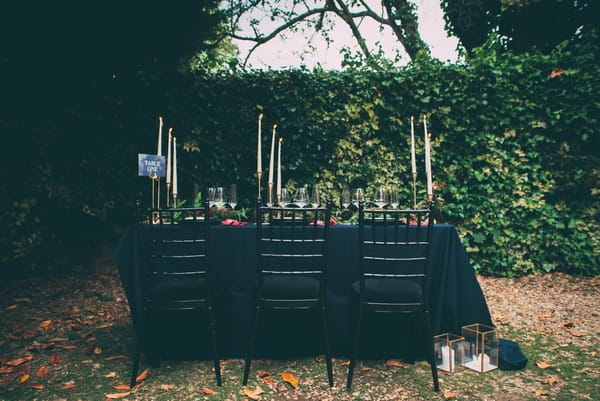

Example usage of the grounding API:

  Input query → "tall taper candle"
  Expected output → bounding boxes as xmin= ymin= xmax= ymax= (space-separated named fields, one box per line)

xmin=166 ymin=128 xmax=173 ymax=186
xmin=410 ymin=116 xmax=416 ymax=176
xmin=426 ymin=132 xmax=433 ymax=199
xmin=277 ymin=137 xmax=283 ymax=201
xmin=423 ymin=115 xmax=429 ymax=175
xmin=268 ymin=124 xmax=277 ymax=185
xmin=172 ymin=137 xmax=178 ymax=197
xmin=257 ymin=113 xmax=263 ymax=172
xmin=157 ymin=116 xmax=163 ymax=156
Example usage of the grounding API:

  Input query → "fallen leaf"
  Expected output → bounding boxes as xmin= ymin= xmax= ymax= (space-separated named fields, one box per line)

xmin=200 ymin=387 xmax=216 ymax=395
xmin=385 ymin=359 xmax=404 ymax=367
xmin=18 ymin=373 xmax=30 ymax=383
xmin=569 ymin=331 xmax=585 ymax=337
xmin=39 ymin=320 xmax=52 ymax=329
xmin=21 ymin=332 xmax=36 ymax=339
xmin=80 ymin=330 xmax=94 ymax=339
xmin=105 ymin=392 xmax=131 ymax=399
xmin=281 ymin=372 xmax=298 ymax=388
xmin=536 ymin=361 xmax=552 ymax=369
xmin=61 ymin=382 xmax=76 ymax=389
xmin=340 ymin=360 xmax=350 ymax=366
xmin=105 ymin=372 xmax=117 ymax=378
xmin=25 ymin=384 xmax=44 ymax=389
xmin=257 ymin=369 xmax=270 ymax=378
xmin=49 ymin=337 xmax=69 ymax=342
xmin=94 ymin=347 xmax=103 ymax=355
xmin=14 ymin=298 xmax=31 ymax=303
xmin=550 ymin=69 xmax=565 ymax=78
xmin=538 ymin=313 xmax=553 ymax=319
xmin=113 ymin=384 xmax=131 ymax=391
xmin=5 ymin=304 xmax=18 ymax=310
xmin=535 ymin=388 xmax=550 ymax=396
xmin=36 ymin=365 xmax=49 ymax=377
xmin=97 ymin=323 xmax=114 ymax=329
xmin=6 ymin=356 xmax=33 ymax=366
xmin=104 ymin=355 xmax=125 ymax=361
xmin=590 ymin=351 xmax=598 ymax=357
xmin=243 ymin=386 xmax=264 ymax=400
xmin=0 ymin=366 xmax=15 ymax=374
xmin=49 ymin=354 xmax=61 ymax=365
xmin=136 ymin=368 xmax=150 ymax=384
xmin=443 ymin=390 xmax=458 ymax=399
xmin=262 ymin=377 xmax=278 ymax=391
xmin=160 ymin=384 xmax=176 ymax=390
xmin=57 ymin=345 xmax=77 ymax=350
xmin=542 ymin=375 xmax=560 ymax=386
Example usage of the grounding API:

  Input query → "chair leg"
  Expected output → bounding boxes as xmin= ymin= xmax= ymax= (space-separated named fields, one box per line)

xmin=206 ymin=304 xmax=222 ymax=386
xmin=424 ymin=310 xmax=440 ymax=392
xmin=346 ymin=303 xmax=364 ymax=390
xmin=321 ymin=304 xmax=334 ymax=387
xmin=130 ymin=340 xmax=141 ymax=388
xmin=242 ymin=304 xmax=261 ymax=385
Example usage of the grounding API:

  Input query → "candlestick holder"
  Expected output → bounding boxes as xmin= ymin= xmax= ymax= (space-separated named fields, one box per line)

xmin=461 ymin=323 xmax=499 ymax=373
xmin=257 ymin=171 xmax=262 ymax=201
xmin=276 ymin=193 xmax=282 ymax=207
xmin=434 ymin=333 xmax=465 ymax=373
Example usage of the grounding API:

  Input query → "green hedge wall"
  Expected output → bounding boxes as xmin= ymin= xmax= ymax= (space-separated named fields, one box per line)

xmin=2 ymin=43 xmax=598 ymax=277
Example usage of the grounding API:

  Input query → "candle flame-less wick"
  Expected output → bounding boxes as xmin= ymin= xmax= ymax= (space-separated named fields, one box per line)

xmin=279 ymin=137 xmax=283 ymax=143
xmin=410 ymin=115 xmax=414 ymax=122
xmin=259 ymin=113 xmax=264 ymax=120
xmin=168 ymin=127 xmax=173 ymax=134
xmin=273 ymin=123 xmax=278 ymax=130
xmin=159 ymin=116 xmax=163 ymax=123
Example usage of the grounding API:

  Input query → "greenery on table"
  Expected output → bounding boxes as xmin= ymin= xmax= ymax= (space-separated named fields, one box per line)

xmin=1 ymin=32 xmax=598 ymax=277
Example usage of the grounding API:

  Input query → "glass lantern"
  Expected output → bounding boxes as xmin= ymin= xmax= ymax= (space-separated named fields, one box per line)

xmin=461 ymin=323 xmax=499 ymax=373
xmin=434 ymin=333 xmax=465 ymax=372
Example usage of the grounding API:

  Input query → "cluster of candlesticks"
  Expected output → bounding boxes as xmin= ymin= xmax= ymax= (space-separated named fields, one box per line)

xmin=152 ymin=116 xmax=178 ymax=208
xmin=257 ymin=114 xmax=434 ymax=208
xmin=256 ymin=113 xmax=285 ymax=206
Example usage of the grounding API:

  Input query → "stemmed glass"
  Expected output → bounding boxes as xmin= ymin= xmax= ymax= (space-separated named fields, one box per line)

xmin=389 ymin=185 xmax=399 ymax=209
xmin=341 ymin=187 xmax=351 ymax=209
xmin=228 ymin=184 xmax=237 ymax=209
xmin=280 ymin=188 xmax=292 ymax=207
xmin=374 ymin=187 xmax=388 ymax=209
xmin=207 ymin=187 xmax=216 ymax=207
xmin=295 ymin=187 xmax=309 ymax=208
xmin=311 ymin=185 xmax=320 ymax=207
xmin=214 ymin=187 xmax=225 ymax=208
xmin=352 ymin=188 xmax=364 ymax=207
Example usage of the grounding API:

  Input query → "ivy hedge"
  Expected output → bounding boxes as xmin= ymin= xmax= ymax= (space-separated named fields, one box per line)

xmin=2 ymin=42 xmax=598 ymax=277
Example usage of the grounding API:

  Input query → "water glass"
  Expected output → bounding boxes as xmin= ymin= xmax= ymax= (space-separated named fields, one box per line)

xmin=341 ymin=187 xmax=351 ymax=209
xmin=214 ymin=187 xmax=224 ymax=208
xmin=352 ymin=188 xmax=364 ymax=207
xmin=389 ymin=185 xmax=399 ymax=209
xmin=295 ymin=187 xmax=309 ymax=208
xmin=311 ymin=185 xmax=320 ymax=207
xmin=229 ymin=184 xmax=237 ymax=209
xmin=207 ymin=187 xmax=216 ymax=207
xmin=374 ymin=187 xmax=388 ymax=209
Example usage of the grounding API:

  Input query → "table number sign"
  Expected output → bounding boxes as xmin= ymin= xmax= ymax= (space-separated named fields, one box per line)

xmin=138 ymin=154 xmax=166 ymax=178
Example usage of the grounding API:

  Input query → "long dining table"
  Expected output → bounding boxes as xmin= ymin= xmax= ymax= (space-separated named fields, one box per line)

xmin=112 ymin=223 xmax=493 ymax=360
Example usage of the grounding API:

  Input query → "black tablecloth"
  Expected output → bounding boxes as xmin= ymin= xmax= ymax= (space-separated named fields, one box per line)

xmin=113 ymin=224 xmax=493 ymax=359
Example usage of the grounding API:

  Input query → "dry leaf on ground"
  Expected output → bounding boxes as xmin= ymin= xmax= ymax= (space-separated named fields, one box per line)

xmin=36 ymin=365 xmax=49 ymax=377
xmin=385 ymin=359 xmax=404 ymax=367
xmin=49 ymin=354 xmax=61 ymax=365
xmin=257 ymin=369 xmax=270 ymax=378
xmin=262 ymin=377 xmax=278 ymax=391
xmin=536 ymin=361 xmax=552 ymax=369
xmin=61 ymin=382 xmax=75 ymax=389
xmin=6 ymin=356 xmax=33 ymax=366
xmin=106 ymin=392 xmax=131 ymax=399
xmin=443 ymin=391 xmax=458 ymax=399
xmin=281 ymin=372 xmax=299 ymax=388
xmin=18 ymin=373 xmax=30 ymax=383
xmin=243 ymin=386 xmax=264 ymax=400
xmin=136 ymin=368 xmax=149 ymax=384
xmin=112 ymin=384 xmax=131 ymax=391
xmin=200 ymin=387 xmax=216 ymax=394
xmin=104 ymin=355 xmax=125 ymax=361
xmin=25 ymin=384 xmax=44 ymax=389
xmin=160 ymin=384 xmax=176 ymax=390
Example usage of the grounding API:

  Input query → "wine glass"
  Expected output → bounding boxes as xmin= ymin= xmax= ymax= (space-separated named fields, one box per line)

xmin=295 ymin=187 xmax=309 ymax=208
xmin=389 ymin=185 xmax=399 ymax=209
xmin=374 ymin=187 xmax=388 ymax=209
xmin=214 ymin=187 xmax=225 ymax=208
xmin=311 ymin=185 xmax=321 ymax=207
xmin=341 ymin=187 xmax=351 ymax=209
xmin=207 ymin=187 xmax=216 ymax=207
xmin=228 ymin=184 xmax=237 ymax=209
xmin=280 ymin=188 xmax=292 ymax=207
xmin=352 ymin=188 xmax=364 ymax=207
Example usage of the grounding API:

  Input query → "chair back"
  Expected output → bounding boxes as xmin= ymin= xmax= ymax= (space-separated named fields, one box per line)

xmin=256 ymin=201 xmax=332 ymax=309
xmin=137 ymin=202 xmax=212 ymax=309
xmin=358 ymin=202 xmax=434 ymax=311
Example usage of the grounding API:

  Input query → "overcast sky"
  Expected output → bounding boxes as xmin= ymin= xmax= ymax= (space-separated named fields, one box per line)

xmin=233 ymin=0 xmax=460 ymax=70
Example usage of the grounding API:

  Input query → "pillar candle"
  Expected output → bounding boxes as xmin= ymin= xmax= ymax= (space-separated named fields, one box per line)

xmin=257 ymin=113 xmax=263 ymax=172
xmin=268 ymin=124 xmax=277 ymax=184
xmin=172 ymin=137 xmax=178 ymax=196
xmin=410 ymin=116 xmax=416 ymax=176
xmin=157 ymin=116 xmax=163 ymax=156
xmin=166 ymin=128 xmax=173 ymax=185
xmin=277 ymin=137 xmax=283 ymax=196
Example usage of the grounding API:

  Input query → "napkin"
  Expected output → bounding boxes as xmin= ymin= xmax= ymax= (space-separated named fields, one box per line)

xmin=221 ymin=218 xmax=248 ymax=226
